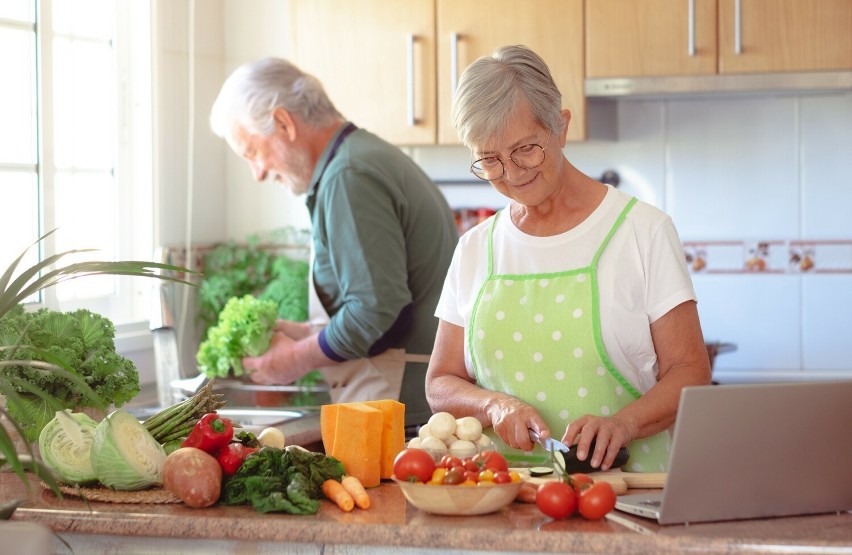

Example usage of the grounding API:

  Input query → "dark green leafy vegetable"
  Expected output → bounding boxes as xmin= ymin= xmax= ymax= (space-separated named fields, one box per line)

xmin=0 ymin=305 xmax=140 ymax=442
xmin=221 ymin=446 xmax=345 ymax=514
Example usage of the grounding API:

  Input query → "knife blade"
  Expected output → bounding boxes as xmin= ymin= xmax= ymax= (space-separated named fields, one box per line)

xmin=528 ymin=429 xmax=630 ymax=474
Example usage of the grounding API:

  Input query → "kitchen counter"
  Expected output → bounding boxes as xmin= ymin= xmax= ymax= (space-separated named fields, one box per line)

xmin=3 ymin=472 xmax=851 ymax=555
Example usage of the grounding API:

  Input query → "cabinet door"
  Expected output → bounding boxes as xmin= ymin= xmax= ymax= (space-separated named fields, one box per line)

xmin=718 ymin=0 xmax=852 ymax=73
xmin=436 ymin=0 xmax=586 ymax=144
xmin=289 ymin=0 xmax=436 ymax=145
xmin=585 ymin=0 xmax=718 ymax=78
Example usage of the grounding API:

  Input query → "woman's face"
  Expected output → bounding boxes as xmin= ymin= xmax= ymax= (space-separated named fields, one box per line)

xmin=472 ymin=104 xmax=565 ymax=207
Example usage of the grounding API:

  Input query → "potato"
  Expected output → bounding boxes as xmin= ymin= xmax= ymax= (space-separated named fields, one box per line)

xmin=161 ymin=447 xmax=222 ymax=508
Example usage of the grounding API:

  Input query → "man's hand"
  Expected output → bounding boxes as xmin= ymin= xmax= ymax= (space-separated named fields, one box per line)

xmin=242 ymin=331 xmax=306 ymax=385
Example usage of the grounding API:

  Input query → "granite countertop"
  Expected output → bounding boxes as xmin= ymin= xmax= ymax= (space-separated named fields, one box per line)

xmin=3 ymin=472 xmax=851 ymax=555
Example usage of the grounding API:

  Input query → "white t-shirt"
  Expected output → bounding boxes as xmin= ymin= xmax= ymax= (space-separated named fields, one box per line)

xmin=435 ymin=186 xmax=697 ymax=393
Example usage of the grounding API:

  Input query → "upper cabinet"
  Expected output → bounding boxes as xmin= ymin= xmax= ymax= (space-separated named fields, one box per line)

xmin=288 ymin=1 xmax=437 ymax=146
xmin=435 ymin=0 xmax=585 ymax=144
xmin=289 ymin=0 xmax=586 ymax=145
xmin=587 ymin=0 xmax=852 ymax=78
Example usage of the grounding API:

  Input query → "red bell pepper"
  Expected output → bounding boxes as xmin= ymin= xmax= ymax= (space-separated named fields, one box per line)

xmin=217 ymin=443 xmax=258 ymax=476
xmin=181 ymin=413 xmax=234 ymax=455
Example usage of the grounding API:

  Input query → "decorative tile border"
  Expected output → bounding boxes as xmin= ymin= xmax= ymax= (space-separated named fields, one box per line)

xmin=683 ymin=240 xmax=852 ymax=274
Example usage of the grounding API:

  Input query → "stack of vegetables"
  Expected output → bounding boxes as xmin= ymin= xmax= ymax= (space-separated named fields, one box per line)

xmin=36 ymin=380 xmax=228 ymax=491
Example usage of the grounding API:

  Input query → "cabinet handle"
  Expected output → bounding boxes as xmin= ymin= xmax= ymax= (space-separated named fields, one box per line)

xmin=407 ymin=33 xmax=416 ymax=126
xmin=688 ymin=0 xmax=695 ymax=56
xmin=734 ymin=0 xmax=742 ymax=54
xmin=450 ymin=32 xmax=460 ymax=96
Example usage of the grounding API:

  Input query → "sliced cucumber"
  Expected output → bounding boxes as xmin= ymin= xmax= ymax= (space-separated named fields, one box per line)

xmin=529 ymin=466 xmax=554 ymax=477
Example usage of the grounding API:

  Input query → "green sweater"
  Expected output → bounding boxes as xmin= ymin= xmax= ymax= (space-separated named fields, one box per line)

xmin=305 ymin=124 xmax=458 ymax=426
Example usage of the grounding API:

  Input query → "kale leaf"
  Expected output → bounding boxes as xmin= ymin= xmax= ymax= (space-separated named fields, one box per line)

xmin=0 ymin=305 xmax=140 ymax=442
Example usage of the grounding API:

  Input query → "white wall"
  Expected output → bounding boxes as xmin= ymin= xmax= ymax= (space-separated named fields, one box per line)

xmin=149 ymin=1 xmax=852 ymax=387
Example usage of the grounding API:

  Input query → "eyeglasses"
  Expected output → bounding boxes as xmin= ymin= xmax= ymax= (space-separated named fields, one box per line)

xmin=469 ymin=135 xmax=550 ymax=181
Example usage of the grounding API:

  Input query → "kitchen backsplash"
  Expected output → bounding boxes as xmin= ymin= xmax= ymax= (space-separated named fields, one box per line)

xmin=410 ymin=91 xmax=852 ymax=383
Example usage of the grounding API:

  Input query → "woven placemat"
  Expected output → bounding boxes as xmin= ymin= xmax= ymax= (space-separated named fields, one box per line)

xmin=42 ymin=481 xmax=182 ymax=504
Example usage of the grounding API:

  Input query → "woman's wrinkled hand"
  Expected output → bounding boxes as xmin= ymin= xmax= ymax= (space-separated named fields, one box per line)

xmin=486 ymin=395 xmax=549 ymax=452
xmin=561 ymin=413 xmax=638 ymax=471
xmin=242 ymin=331 xmax=303 ymax=385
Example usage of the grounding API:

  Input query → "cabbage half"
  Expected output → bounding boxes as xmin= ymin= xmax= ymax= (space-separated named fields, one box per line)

xmin=38 ymin=410 xmax=99 ymax=484
xmin=90 ymin=409 xmax=167 ymax=490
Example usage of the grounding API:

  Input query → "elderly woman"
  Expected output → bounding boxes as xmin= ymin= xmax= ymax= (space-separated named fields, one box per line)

xmin=425 ymin=45 xmax=711 ymax=472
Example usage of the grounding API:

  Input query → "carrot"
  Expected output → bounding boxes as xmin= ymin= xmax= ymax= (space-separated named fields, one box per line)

xmin=341 ymin=475 xmax=371 ymax=509
xmin=322 ymin=479 xmax=354 ymax=512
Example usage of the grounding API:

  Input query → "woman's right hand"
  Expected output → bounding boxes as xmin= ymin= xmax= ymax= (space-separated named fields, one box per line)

xmin=486 ymin=395 xmax=550 ymax=452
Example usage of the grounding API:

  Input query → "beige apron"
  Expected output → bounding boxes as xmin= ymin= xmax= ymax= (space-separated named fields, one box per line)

xmin=308 ymin=249 xmax=428 ymax=404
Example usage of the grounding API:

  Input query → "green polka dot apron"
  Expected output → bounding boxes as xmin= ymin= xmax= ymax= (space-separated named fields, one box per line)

xmin=469 ymin=197 xmax=670 ymax=472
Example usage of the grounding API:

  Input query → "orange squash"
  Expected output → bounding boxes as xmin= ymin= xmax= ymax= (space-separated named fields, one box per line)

xmin=330 ymin=403 xmax=382 ymax=488
xmin=320 ymin=399 xmax=405 ymax=482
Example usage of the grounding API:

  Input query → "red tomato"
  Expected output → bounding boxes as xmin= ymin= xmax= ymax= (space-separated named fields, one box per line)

xmin=492 ymin=470 xmax=512 ymax=484
xmin=393 ymin=448 xmax=436 ymax=483
xmin=450 ymin=465 xmax=466 ymax=477
xmin=577 ymin=481 xmax=617 ymax=520
xmin=443 ymin=469 xmax=464 ymax=485
xmin=462 ymin=458 xmax=479 ymax=472
xmin=568 ymin=473 xmax=594 ymax=494
xmin=439 ymin=455 xmax=462 ymax=469
xmin=536 ymin=481 xmax=577 ymax=519
xmin=463 ymin=470 xmax=480 ymax=483
xmin=472 ymin=450 xmax=509 ymax=472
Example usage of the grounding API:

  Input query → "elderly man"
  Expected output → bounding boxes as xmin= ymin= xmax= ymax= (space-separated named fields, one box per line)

xmin=210 ymin=57 xmax=458 ymax=428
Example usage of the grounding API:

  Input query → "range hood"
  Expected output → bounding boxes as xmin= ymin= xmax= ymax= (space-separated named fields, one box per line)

xmin=585 ymin=70 xmax=852 ymax=98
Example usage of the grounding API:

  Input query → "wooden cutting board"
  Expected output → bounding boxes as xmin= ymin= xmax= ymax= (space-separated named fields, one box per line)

xmin=511 ymin=468 xmax=667 ymax=495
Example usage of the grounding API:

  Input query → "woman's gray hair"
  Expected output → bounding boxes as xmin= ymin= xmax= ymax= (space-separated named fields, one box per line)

xmin=210 ymin=57 xmax=342 ymax=145
xmin=452 ymin=45 xmax=564 ymax=149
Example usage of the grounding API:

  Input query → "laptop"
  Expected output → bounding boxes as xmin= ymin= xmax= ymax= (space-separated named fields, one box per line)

xmin=615 ymin=380 xmax=852 ymax=525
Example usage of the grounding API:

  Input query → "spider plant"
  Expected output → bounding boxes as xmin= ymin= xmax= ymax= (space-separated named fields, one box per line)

xmin=0 ymin=229 xmax=197 ymax=499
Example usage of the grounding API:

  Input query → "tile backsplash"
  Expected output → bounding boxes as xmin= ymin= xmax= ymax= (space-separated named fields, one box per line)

xmin=411 ymin=91 xmax=852 ymax=383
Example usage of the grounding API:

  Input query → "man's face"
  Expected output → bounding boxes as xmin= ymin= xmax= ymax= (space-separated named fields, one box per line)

xmin=232 ymin=124 xmax=314 ymax=196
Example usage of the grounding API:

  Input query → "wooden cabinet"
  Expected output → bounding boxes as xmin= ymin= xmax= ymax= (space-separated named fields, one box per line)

xmin=718 ymin=0 xmax=852 ymax=74
xmin=587 ymin=0 xmax=852 ymax=78
xmin=289 ymin=0 xmax=586 ymax=145
xmin=288 ymin=0 xmax=436 ymax=146
xmin=436 ymin=0 xmax=585 ymax=144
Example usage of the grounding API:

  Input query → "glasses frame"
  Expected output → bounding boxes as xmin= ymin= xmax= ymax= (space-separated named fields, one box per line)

xmin=469 ymin=134 xmax=551 ymax=181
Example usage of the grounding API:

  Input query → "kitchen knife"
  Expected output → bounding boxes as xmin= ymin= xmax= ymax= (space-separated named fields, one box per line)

xmin=528 ymin=430 xmax=630 ymax=474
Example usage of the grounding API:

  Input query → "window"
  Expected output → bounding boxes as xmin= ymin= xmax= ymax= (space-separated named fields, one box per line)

xmin=0 ymin=0 xmax=153 ymax=327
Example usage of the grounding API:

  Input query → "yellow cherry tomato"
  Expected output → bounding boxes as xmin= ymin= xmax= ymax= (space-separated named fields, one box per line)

xmin=509 ymin=471 xmax=522 ymax=483
xmin=429 ymin=467 xmax=448 ymax=485
xmin=478 ymin=469 xmax=495 ymax=482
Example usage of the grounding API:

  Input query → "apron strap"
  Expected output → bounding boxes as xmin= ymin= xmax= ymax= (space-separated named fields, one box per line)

xmin=591 ymin=196 xmax=638 ymax=269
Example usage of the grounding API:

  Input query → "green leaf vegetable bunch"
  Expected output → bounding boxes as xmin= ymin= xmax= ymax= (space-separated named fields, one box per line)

xmin=196 ymin=294 xmax=279 ymax=378
xmin=0 ymin=304 xmax=140 ymax=442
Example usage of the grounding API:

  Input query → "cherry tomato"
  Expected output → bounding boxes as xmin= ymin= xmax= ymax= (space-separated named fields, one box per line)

xmin=492 ymin=470 xmax=512 ymax=484
xmin=577 ymin=481 xmax=617 ymax=520
xmin=463 ymin=470 xmax=480 ymax=483
xmin=536 ymin=481 xmax=577 ymax=520
xmin=439 ymin=455 xmax=462 ymax=469
xmin=478 ymin=468 xmax=495 ymax=482
xmin=568 ymin=473 xmax=594 ymax=494
xmin=429 ymin=467 xmax=448 ymax=485
xmin=393 ymin=448 xmax=436 ymax=483
xmin=443 ymin=469 xmax=464 ymax=485
xmin=462 ymin=459 xmax=479 ymax=472
xmin=472 ymin=450 xmax=509 ymax=473
xmin=450 ymin=465 xmax=466 ymax=477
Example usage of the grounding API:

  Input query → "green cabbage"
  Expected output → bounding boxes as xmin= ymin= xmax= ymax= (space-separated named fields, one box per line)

xmin=90 ymin=409 xmax=166 ymax=490
xmin=38 ymin=410 xmax=98 ymax=484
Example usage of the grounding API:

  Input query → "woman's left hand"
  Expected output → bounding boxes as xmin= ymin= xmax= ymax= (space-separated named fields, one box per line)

xmin=561 ymin=414 xmax=638 ymax=471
